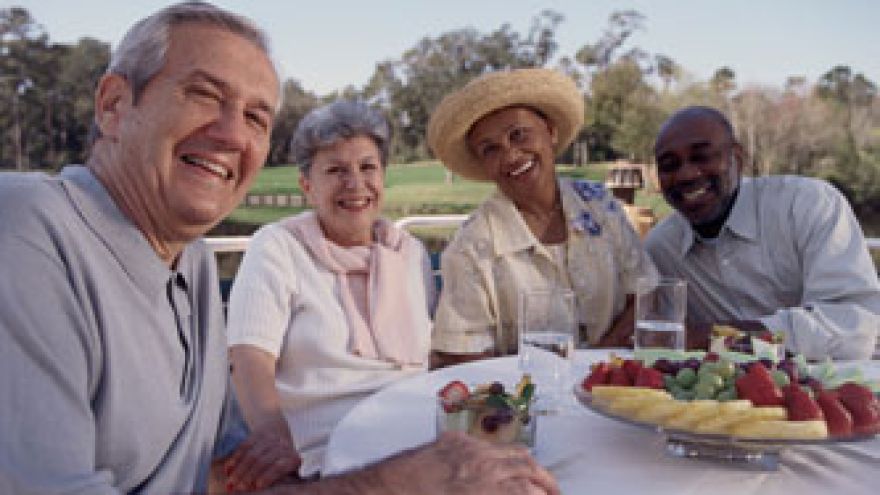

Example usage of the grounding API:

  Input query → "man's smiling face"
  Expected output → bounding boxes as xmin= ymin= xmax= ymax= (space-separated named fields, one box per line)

xmin=654 ymin=111 xmax=743 ymax=228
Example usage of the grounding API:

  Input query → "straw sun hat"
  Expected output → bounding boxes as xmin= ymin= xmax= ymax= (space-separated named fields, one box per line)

xmin=427 ymin=68 xmax=585 ymax=181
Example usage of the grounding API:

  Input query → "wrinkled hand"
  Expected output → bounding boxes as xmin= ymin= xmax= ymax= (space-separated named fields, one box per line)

xmin=222 ymin=421 xmax=301 ymax=493
xmin=380 ymin=432 xmax=559 ymax=495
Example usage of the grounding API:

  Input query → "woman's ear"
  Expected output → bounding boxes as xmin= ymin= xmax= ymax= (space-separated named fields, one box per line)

xmin=94 ymin=74 xmax=132 ymax=139
xmin=547 ymin=120 xmax=559 ymax=147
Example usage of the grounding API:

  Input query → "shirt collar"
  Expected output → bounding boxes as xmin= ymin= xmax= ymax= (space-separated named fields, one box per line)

xmin=59 ymin=165 xmax=188 ymax=297
xmin=722 ymin=177 xmax=758 ymax=242
xmin=485 ymin=188 xmax=539 ymax=256
xmin=677 ymin=177 xmax=758 ymax=256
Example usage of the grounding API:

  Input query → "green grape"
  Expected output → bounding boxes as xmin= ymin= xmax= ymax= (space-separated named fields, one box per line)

xmin=771 ymin=369 xmax=790 ymax=388
xmin=715 ymin=360 xmax=736 ymax=379
xmin=715 ymin=388 xmax=737 ymax=401
xmin=663 ymin=375 xmax=677 ymax=391
xmin=675 ymin=368 xmax=697 ymax=388
xmin=693 ymin=382 xmax=716 ymax=399
xmin=697 ymin=373 xmax=724 ymax=391
xmin=673 ymin=388 xmax=696 ymax=401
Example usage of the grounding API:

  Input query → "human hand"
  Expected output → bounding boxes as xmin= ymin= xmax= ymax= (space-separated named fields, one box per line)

xmin=378 ymin=432 xmax=559 ymax=495
xmin=222 ymin=420 xmax=301 ymax=493
xmin=596 ymin=295 xmax=635 ymax=348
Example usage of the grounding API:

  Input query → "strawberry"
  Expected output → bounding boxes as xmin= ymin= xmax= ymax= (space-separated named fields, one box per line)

xmin=608 ymin=366 xmax=632 ymax=386
xmin=438 ymin=380 xmax=470 ymax=412
xmin=582 ymin=362 xmax=611 ymax=391
xmin=836 ymin=382 xmax=875 ymax=402
xmin=621 ymin=359 xmax=642 ymax=383
xmin=735 ymin=362 xmax=784 ymax=407
xmin=836 ymin=384 xmax=880 ymax=436
xmin=816 ymin=390 xmax=854 ymax=437
xmin=634 ymin=367 xmax=665 ymax=389
xmin=783 ymin=383 xmax=824 ymax=421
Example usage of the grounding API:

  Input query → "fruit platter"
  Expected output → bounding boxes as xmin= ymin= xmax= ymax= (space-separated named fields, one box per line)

xmin=436 ymin=375 xmax=537 ymax=448
xmin=575 ymin=352 xmax=880 ymax=469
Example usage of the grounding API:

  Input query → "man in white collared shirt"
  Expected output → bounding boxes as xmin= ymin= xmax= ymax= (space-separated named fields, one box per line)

xmin=646 ymin=106 xmax=880 ymax=360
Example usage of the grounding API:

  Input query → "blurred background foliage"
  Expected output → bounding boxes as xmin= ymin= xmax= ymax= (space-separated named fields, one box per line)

xmin=1 ymin=7 xmax=878 ymax=228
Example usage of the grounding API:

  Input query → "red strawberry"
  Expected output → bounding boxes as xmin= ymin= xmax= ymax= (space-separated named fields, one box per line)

xmin=634 ymin=367 xmax=665 ymax=389
xmin=836 ymin=384 xmax=880 ymax=436
xmin=438 ymin=380 xmax=470 ymax=412
xmin=783 ymin=383 xmax=824 ymax=421
xmin=836 ymin=382 xmax=875 ymax=402
xmin=816 ymin=390 xmax=854 ymax=437
xmin=608 ymin=366 xmax=632 ymax=386
xmin=735 ymin=362 xmax=784 ymax=407
xmin=621 ymin=359 xmax=643 ymax=383
xmin=582 ymin=362 xmax=611 ymax=391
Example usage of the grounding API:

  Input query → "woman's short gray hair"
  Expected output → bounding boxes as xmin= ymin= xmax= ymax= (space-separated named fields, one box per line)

xmin=291 ymin=100 xmax=392 ymax=174
xmin=90 ymin=1 xmax=278 ymax=144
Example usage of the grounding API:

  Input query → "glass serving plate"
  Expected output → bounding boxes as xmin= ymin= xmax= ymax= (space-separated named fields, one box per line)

xmin=573 ymin=385 xmax=880 ymax=471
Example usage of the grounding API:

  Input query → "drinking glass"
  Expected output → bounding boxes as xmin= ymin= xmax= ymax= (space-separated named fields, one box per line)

xmin=634 ymin=277 xmax=687 ymax=352
xmin=518 ymin=288 xmax=576 ymax=413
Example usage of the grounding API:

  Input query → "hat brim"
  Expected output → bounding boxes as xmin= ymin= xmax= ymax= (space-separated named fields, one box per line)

xmin=427 ymin=68 xmax=585 ymax=182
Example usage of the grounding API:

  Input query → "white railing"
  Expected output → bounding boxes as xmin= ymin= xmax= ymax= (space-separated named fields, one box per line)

xmin=393 ymin=214 xmax=469 ymax=230
xmin=204 ymin=236 xmax=251 ymax=253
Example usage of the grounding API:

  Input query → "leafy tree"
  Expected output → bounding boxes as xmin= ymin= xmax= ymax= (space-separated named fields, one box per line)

xmin=363 ymin=11 xmax=566 ymax=161
xmin=267 ymin=79 xmax=319 ymax=166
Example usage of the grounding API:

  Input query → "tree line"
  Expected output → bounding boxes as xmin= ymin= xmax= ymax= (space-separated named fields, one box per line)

xmin=1 ymin=7 xmax=878 ymax=216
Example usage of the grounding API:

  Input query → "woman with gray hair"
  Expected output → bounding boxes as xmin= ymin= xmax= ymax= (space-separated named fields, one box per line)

xmin=224 ymin=100 xmax=435 ymax=488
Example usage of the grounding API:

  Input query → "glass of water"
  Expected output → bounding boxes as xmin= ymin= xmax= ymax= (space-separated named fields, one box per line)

xmin=635 ymin=277 xmax=687 ymax=351
xmin=518 ymin=288 xmax=576 ymax=413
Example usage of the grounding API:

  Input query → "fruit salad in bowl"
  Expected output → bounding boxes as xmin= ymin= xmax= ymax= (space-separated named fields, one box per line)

xmin=437 ymin=375 xmax=537 ymax=448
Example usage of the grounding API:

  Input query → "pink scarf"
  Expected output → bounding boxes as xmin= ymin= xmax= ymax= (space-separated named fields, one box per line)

xmin=284 ymin=212 xmax=426 ymax=366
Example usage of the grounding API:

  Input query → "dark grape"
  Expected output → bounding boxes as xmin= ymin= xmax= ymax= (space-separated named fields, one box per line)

xmin=759 ymin=358 xmax=774 ymax=370
xmin=653 ymin=358 xmax=675 ymax=374
xmin=496 ymin=407 xmax=514 ymax=424
xmin=481 ymin=415 xmax=499 ymax=433
xmin=684 ymin=358 xmax=701 ymax=370
xmin=777 ymin=359 xmax=799 ymax=383
xmin=488 ymin=382 xmax=504 ymax=395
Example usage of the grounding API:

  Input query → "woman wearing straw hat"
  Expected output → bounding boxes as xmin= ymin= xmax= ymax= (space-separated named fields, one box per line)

xmin=428 ymin=68 xmax=657 ymax=366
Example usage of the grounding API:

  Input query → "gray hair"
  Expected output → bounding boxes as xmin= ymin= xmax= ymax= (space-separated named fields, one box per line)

xmin=90 ymin=1 xmax=278 ymax=144
xmin=291 ymin=100 xmax=392 ymax=174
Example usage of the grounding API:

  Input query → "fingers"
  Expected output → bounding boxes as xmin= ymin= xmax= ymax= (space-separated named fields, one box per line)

xmin=252 ymin=455 xmax=301 ymax=490
xmin=224 ymin=435 xmax=300 ymax=492
xmin=498 ymin=478 xmax=560 ymax=495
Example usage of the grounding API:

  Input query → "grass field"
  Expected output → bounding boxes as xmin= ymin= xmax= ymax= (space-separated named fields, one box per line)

xmin=225 ymin=161 xmax=670 ymax=226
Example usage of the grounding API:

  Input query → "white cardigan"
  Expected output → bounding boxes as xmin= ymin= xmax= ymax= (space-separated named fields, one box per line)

xmin=226 ymin=221 xmax=435 ymax=477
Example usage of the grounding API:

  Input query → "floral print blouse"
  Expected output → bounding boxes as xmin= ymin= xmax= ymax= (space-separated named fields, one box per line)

xmin=433 ymin=178 xmax=657 ymax=354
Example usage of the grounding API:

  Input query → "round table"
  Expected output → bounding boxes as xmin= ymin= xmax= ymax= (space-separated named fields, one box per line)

xmin=324 ymin=350 xmax=880 ymax=494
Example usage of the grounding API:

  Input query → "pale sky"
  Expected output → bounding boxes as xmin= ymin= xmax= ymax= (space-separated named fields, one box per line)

xmin=5 ymin=0 xmax=879 ymax=95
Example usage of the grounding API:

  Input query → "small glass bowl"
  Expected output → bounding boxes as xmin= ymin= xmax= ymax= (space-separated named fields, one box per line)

xmin=436 ymin=396 xmax=537 ymax=448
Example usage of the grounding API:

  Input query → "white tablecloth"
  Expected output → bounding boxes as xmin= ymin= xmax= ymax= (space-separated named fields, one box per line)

xmin=324 ymin=350 xmax=880 ymax=494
